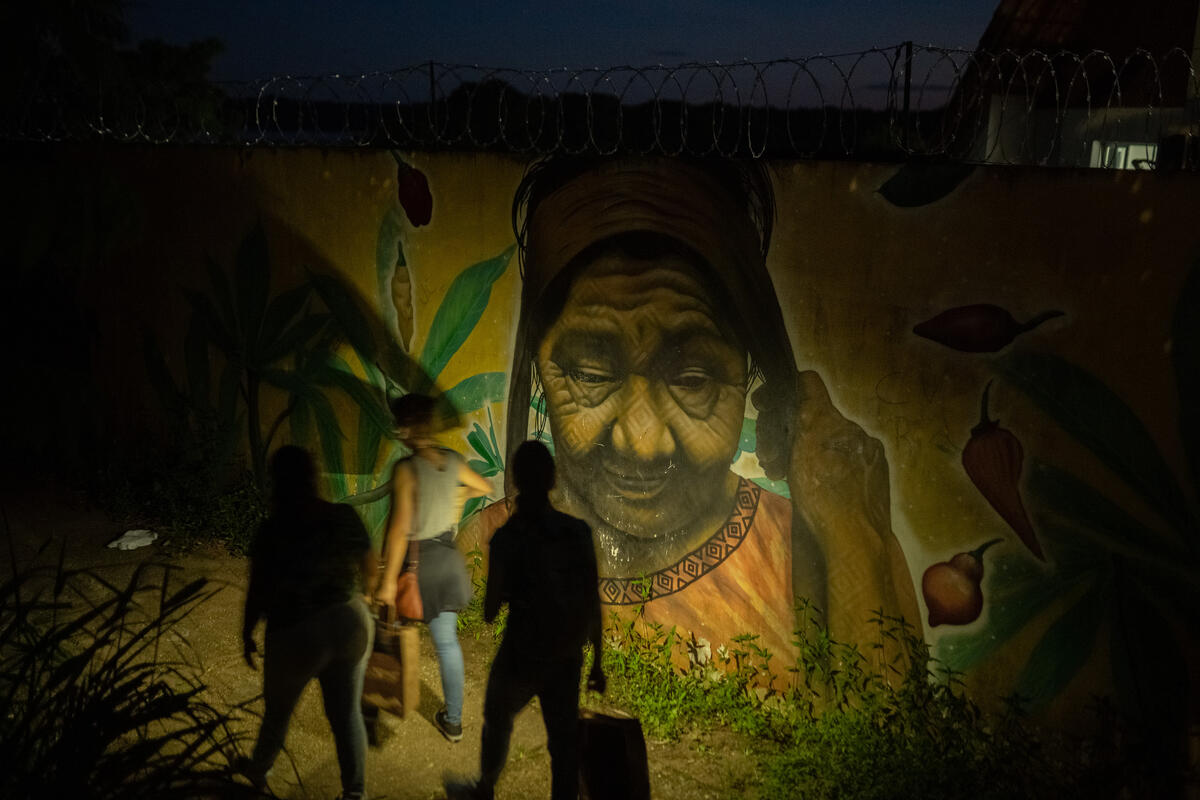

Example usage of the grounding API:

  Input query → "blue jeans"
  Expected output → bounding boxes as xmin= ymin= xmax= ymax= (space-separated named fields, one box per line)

xmin=249 ymin=598 xmax=372 ymax=798
xmin=428 ymin=610 xmax=464 ymax=725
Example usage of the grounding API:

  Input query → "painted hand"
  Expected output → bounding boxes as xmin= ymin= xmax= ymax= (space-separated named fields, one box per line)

xmin=760 ymin=370 xmax=919 ymax=647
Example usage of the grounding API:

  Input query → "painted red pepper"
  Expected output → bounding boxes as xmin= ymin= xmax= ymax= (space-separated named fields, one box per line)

xmin=922 ymin=538 xmax=1001 ymax=626
xmin=913 ymin=304 xmax=1063 ymax=352
xmin=395 ymin=158 xmax=432 ymax=227
xmin=962 ymin=382 xmax=1044 ymax=560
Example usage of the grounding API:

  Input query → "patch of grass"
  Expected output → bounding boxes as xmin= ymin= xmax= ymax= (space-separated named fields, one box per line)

xmin=456 ymin=570 xmax=1164 ymax=798
xmin=456 ymin=546 xmax=506 ymax=643
xmin=89 ymin=443 xmax=265 ymax=555
xmin=596 ymin=597 xmax=1155 ymax=800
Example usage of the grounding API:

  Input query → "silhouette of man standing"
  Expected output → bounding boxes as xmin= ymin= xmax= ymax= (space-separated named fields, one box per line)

xmin=448 ymin=440 xmax=605 ymax=800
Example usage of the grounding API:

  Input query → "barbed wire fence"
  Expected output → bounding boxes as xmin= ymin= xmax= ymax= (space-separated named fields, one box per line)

xmin=6 ymin=43 xmax=1199 ymax=168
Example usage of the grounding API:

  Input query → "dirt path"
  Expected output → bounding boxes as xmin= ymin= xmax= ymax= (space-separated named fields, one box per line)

xmin=2 ymin=483 xmax=763 ymax=800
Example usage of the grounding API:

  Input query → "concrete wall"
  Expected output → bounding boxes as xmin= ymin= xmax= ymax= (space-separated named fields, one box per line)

xmin=5 ymin=145 xmax=1198 ymax=732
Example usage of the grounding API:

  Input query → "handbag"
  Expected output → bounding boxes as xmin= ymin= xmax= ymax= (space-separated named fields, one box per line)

xmin=395 ymin=539 xmax=423 ymax=621
xmin=578 ymin=708 xmax=651 ymax=800
xmin=363 ymin=602 xmax=420 ymax=724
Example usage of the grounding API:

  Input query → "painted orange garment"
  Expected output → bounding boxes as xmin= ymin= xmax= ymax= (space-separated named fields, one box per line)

xmin=627 ymin=484 xmax=796 ymax=670
xmin=458 ymin=480 xmax=798 ymax=675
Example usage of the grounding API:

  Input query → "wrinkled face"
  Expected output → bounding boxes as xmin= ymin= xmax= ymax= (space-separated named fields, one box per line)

xmin=535 ymin=251 xmax=747 ymax=539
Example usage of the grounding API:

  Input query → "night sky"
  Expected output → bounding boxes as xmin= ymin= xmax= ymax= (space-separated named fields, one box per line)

xmin=125 ymin=0 xmax=1001 ymax=81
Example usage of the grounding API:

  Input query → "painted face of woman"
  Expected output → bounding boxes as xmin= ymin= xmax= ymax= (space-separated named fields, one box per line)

xmin=535 ymin=251 xmax=747 ymax=541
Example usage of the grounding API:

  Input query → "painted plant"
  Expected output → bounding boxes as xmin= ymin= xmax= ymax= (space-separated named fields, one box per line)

xmin=924 ymin=266 xmax=1200 ymax=749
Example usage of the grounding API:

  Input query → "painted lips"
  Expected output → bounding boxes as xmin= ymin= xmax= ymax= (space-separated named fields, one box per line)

xmin=602 ymin=463 xmax=670 ymax=499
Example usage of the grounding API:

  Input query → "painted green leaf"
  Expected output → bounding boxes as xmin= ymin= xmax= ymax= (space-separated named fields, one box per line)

xmin=419 ymin=245 xmax=515 ymax=381
xmin=290 ymin=395 xmax=312 ymax=446
xmin=257 ymin=313 xmax=331 ymax=365
xmin=340 ymin=480 xmax=394 ymax=506
xmin=1111 ymin=563 xmax=1189 ymax=731
xmin=938 ymin=545 xmax=1090 ymax=673
xmin=261 ymin=367 xmax=314 ymax=401
xmin=235 ymin=222 xmax=271 ymax=351
xmin=487 ymin=407 xmax=501 ymax=462
xmin=182 ymin=288 xmax=237 ymax=358
xmin=356 ymin=409 xmax=384 ymax=492
xmin=445 ymin=372 xmax=507 ymax=415
xmin=360 ymin=353 xmax=385 ymax=391
xmin=258 ymin=284 xmax=312 ymax=356
xmin=218 ymin=360 xmax=241 ymax=423
xmin=216 ymin=409 xmax=245 ymax=464
xmin=305 ymin=385 xmax=348 ymax=496
xmin=361 ymin=495 xmax=391 ymax=550
xmin=1171 ymin=260 xmax=1200 ymax=510
xmin=375 ymin=207 xmax=404 ymax=335
xmin=142 ymin=333 xmax=182 ymax=414
xmin=734 ymin=417 xmax=757 ymax=461
xmin=184 ymin=317 xmax=211 ymax=413
xmin=468 ymin=458 xmax=500 ymax=478
xmin=995 ymin=350 xmax=1193 ymax=534
xmin=1026 ymin=459 xmax=1183 ymax=560
xmin=749 ymin=476 xmax=790 ymax=498
xmin=1033 ymin=510 xmax=1110 ymax=573
xmin=308 ymin=270 xmax=378 ymax=364
xmin=311 ymin=360 xmax=394 ymax=437
xmin=461 ymin=495 xmax=488 ymax=522
xmin=467 ymin=428 xmax=497 ymax=467
xmin=204 ymin=255 xmax=239 ymax=340
xmin=1013 ymin=577 xmax=1106 ymax=708
xmin=877 ymin=161 xmax=975 ymax=207
xmin=1127 ymin=555 xmax=1200 ymax=633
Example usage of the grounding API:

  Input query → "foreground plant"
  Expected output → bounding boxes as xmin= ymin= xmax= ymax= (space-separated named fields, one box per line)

xmin=0 ymin=543 xmax=260 ymax=799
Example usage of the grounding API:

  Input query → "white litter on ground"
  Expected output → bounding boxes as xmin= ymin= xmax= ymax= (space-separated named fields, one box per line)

xmin=107 ymin=529 xmax=158 ymax=550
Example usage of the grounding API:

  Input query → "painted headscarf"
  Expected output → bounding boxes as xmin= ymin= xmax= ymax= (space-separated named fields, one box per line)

xmin=506 ymin=156 xmax=797 ymax=487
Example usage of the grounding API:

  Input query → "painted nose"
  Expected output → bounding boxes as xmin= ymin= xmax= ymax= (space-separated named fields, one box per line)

xmin=611 ymin=375 xmax=676 ymax=460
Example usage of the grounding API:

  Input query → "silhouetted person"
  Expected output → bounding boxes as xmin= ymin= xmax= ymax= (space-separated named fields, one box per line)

xmin=447 ymin=440 xmax=606 ymax=800
xmin=373 ymin=393 xmax=491 ymax=741
xmin=240 ymin=445 xmax=374 ymax=800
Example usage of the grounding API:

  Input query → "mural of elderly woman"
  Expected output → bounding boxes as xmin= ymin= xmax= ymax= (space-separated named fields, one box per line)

xmin=460 ymin=156 xmax=918 ymax=663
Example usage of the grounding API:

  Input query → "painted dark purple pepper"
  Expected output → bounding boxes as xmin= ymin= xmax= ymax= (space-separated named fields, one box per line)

xmin=396 ymin=161 xmax=432 ymax=227
xmin=913 ymin=304 xmax=1063 ymax=352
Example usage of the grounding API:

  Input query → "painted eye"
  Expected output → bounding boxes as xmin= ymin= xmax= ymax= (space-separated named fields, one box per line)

xmin=671 ymin=368 xmax=712 ymax=390
xmin=569 ymin=366 xmax=614 ymax=385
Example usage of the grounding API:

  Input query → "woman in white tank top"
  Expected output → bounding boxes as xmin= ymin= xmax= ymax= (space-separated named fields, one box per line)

xmin=374 ymin=394 xmax=492 ymax=742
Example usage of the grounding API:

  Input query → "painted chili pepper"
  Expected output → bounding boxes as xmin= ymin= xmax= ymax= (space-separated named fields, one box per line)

xmin=395 ymin=159 xmax=432 ymax=226
xmin=922 ymin=538 xmax=1001 ymax=626
xmin=913 ymin=304 xmax=1063 ymax=352
xmin=962 ymin=382 xmax=1044 ymax=560
xmin=391 ymin=258 xmax=414 ymax=351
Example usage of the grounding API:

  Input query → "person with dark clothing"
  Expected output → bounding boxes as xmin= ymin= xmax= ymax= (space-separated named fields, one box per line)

xmin=240 ymin=445 xmax=375 ymax=800
xmin=446 ymin=440 xmax=605 ymax=800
